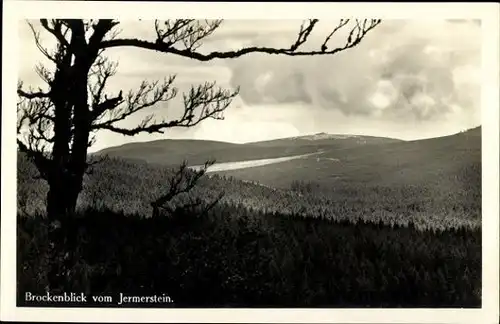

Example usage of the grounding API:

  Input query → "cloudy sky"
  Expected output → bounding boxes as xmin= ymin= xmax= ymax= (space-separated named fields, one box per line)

xmin=18 ymin=19 xmax=481 ymax=152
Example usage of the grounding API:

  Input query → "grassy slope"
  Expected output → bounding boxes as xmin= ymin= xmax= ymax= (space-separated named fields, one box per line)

xmin=214 ymin=128 xmax=481 ymax=224
xmin=217 ymin=127 xmax=481 ymax=188
xmin=96 ymin=128 xmax=480 ymax=191
xmin=95 ymin=134 xmax=402 ymax=166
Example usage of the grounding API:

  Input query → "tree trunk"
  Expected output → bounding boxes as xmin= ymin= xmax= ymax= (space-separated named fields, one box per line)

xmin=46 ymin=183 xmax=74 ymax=220
xmin=43 ymin=21 xmax=95 ymax=295
xmin=46 ymin=174 xmax=81 ymax=219
xmin=45 ymin=171 xmax=82 ymax=293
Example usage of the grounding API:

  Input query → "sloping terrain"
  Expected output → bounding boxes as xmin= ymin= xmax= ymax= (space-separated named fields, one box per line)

xmin=95 ymin=133 xmax=402 ymax=166
xmin=217 ymin=127 xmax=481 ymax=189
xmin=18 ymin=127 xmax=481 ymax=230
xmin=246 ymin=132 xmax=402 ymax=148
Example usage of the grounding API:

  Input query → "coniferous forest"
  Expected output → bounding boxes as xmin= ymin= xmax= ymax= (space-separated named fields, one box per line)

xmin=17 ymin=139 xmax=482 ymax=307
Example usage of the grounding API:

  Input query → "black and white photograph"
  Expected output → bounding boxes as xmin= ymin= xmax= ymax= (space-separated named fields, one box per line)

xmin=1 ymin=1 xmax=499 ymax=323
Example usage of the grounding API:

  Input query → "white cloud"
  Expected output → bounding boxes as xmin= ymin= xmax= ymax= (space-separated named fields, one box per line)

xmin=371 ymin=93 xmax=391 ymax=111
xmin=18 ymin=19 xmax=482 ymax=149
xmin=225 ymin=19 xmax=480 ymax=130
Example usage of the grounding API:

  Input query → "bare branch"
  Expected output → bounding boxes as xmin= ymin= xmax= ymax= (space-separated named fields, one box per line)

xmin=290 ymin=19 xmax=319 ymax=51
xmin=84 ymin=153 xmax=109 ymax=175
xmin=35 ymin=64 xmax=54 ymax=85
xmin=30 ymin=115 xmax=55 ymax=144
xmin=153 ymin=19 xmax=223 ymax=52
xmin=39 ymin=19 xmax=70 ymax=48
xmin=321 ymin=19 xmax=350 ymax=52
xmin=154 ymin=19 xmax=194 ymax=45
xmin=17 ymin=84 xmax=56 ymax=177
xmin=150 ymin=159 xmax=216 ymax=217
xmin=95 ymin=81 xmax=238 ymax=136
xmin=27 ymin=21 xmax=59 ymax=64
xmin=168 ymin=190 xmax=224 ymax=217
xmin=88 ymin=19 xmax=120 ymax=47
xmin=17 ymin=100 xmax=28 ymax=134
xmin=17 ymin=81 xmax=50 ymax=99
xmin=88 ymin=55 xmax=121 ymax=119
xmin=100 ymin=19 xmax=382 ymax=61
xmin=17 ymin=94 xmax=55 ymax=128
xmin=17 ymin=135 xmax=52 ymax=180
xmin=91 ymin=75 xmax=177 ymax=130
xmin=199 ymin=190 xmax=225 ymax=216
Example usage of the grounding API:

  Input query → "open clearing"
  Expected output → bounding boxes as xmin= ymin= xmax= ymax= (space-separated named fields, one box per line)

xmin=189 ymin=151 xmax=323 ymax=173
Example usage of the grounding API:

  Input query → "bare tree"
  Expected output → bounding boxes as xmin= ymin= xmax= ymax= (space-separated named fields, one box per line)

xmin=17 ymin=19 xmax=382 ymax=220
xmin=151 ymin=159 xmax=224 ymax=218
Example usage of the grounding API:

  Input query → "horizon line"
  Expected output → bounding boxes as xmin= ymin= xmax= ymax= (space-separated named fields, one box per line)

xmin=92 ymin=124 xmax=481 ymax=153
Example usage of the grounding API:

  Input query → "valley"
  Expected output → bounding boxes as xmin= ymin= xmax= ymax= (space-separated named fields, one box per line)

xmin=17 ymin=127 xmax=482 ymax=307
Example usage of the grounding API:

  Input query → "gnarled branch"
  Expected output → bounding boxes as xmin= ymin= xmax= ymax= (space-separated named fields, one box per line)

xmin=40 ymin=19 xmax=71 ymax=49
xmin=89 ymin=19 xmax=121 ymax=47
xmin=27 ymin=21 xmax=58 ymax=64
xmin=321 ymin=19 xmax=350 ymax=51
xmin=290 ymin=19 xmax=318 ymax=51
xmin=154 ymin=19 xmax=222 ymax=52
xmin=34 ymin=64 xmax=54 ymax=86
xmin=150 ymin=159 xmax=220 ymax=217
xmin=90 ymin=75 xmax=178 ymax=130
xmin=17 ymin=139 xmax=51 ymax=180
xmin=17 ymin=81 xmax=56 ymax=180
xmin=18 ymin=81 xmax=50 ymax=99
xmin=88 ymin=55 xmax=119 ymax=114
xmin=93 ymin=80 xmax=237 ymax=136
xmin=17 ymin=95 xmax=55 ymax=128
xmin=100 ymin=19 xmax=382 ymax=61
xmin=27 ymin=20 xmax=73 ymax=65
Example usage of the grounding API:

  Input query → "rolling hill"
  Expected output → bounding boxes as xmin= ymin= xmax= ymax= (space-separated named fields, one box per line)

xmin=96 ymin=127 xmax=480 ymax=191
xmin=217 ymin=127 xmax=481 ymax=189
xmin=18 ymin=126 xmax=481 ymax=230
xmin=246 ymin=132 xmax=402 ymax=147
xmin=95 ymin=133 xmax=403 ymax=167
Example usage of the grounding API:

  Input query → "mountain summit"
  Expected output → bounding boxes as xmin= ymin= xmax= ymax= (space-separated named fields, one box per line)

xmin=294 ymin=133 xmax=361 ymax=141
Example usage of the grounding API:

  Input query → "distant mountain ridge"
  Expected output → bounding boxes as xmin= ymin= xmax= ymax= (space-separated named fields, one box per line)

xmin=296 ymin=132 xmax=364 ymax=141
xmin=244 ymin=132 xmax=403 ymax=144
xmin=94 ymin=127 xmax=480 ymax=167
xmin=95 ymin=131 xmax=403 ymax=166
xmin=212 ymin=125 xmax=481 ymax=191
